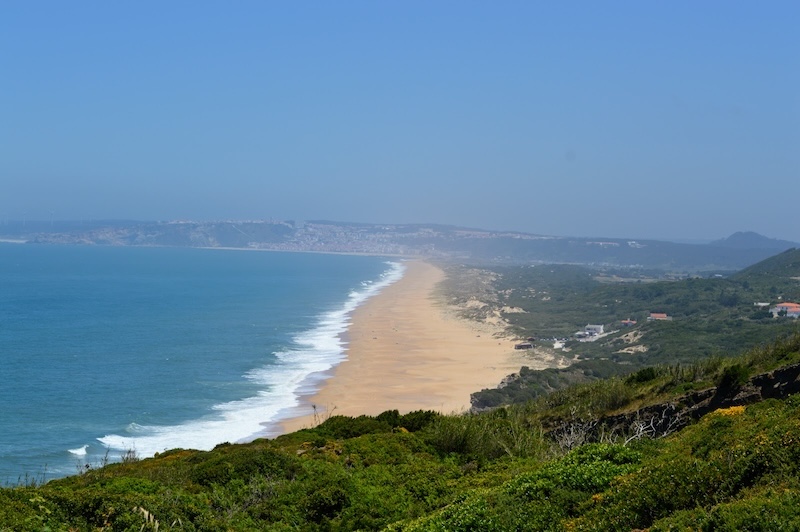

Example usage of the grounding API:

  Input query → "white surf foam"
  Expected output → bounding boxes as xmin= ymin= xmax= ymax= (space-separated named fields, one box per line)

xmin=98 ymin=261 xmax=405 ymax=457
xmin=68 ymin=444 xmax=88 ymax=456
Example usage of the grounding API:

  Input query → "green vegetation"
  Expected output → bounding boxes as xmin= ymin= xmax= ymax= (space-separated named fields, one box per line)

xmin=3 ymin=249 xmax=799 ymax=529
xmin=3 ymin=333 xmax=800 ymax=530
xmin=471 ymin=249 xmax=800 ymax=408
xmin=494 ymin=251 xmax=800 ymax=350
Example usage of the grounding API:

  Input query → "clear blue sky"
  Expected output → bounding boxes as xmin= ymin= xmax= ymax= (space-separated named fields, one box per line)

xmin=2 ymin=2 xmax=798 ymax=242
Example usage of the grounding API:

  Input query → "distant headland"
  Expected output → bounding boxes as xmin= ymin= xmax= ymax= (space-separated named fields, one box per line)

xmin=1 ymin=218 xmax=797 ymax=272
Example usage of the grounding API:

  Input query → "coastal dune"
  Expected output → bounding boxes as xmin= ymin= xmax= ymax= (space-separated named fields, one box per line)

xmin=279 ymin=260 xmax=555 ymax=433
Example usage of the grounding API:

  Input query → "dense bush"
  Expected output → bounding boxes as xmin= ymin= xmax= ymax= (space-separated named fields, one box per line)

xmin=624 ymin=365 xmax=662 ymax=384
xmin=189 ymin=445 xmax=300 ymax=486
xmin=312 ymin=409 xmax=440 ymax=439
xmin=717 ymin=362 xmax=750 ymax=391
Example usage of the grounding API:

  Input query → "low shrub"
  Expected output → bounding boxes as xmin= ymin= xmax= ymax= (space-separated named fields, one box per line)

xmin=422 ymin=409 xmax=549 ymax=462
xmin=717 ymin=363 xmax=749 ymax=391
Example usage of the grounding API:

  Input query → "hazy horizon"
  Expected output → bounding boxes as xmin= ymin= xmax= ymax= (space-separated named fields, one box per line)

xmin=3 ymin=3 xmax=798 ymax=243
xmin=3 ymin=216 xmax=796 ymax=247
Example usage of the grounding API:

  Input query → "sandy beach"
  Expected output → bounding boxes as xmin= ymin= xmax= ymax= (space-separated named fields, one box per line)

xmin=278 ymin=260 xmax=560 ymax=433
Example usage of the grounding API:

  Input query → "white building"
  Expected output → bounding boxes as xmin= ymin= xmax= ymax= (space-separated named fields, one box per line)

xmin=584 ymin=324 xmax=604 ymax=336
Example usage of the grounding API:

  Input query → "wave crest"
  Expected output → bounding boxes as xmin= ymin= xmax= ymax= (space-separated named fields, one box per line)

xmin=97 ymin=261 xmax=405 ymax=457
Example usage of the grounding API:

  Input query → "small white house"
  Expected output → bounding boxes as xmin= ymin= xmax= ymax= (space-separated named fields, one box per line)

xmin=585 ymin=324 xmax=604 ymax=336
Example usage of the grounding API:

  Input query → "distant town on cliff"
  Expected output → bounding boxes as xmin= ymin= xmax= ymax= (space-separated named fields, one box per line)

xmin=2 ymin=219 xmax=798 ymax=274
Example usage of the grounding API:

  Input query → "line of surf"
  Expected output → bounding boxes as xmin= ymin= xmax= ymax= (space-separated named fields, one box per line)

xmin=94 ymin=260 xmax=406 ymax=459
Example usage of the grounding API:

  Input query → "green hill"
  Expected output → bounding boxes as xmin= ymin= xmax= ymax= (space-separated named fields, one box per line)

xmin=469 ymin=249 xmax=800 ymax=409
xmin=2 ymin=333 xmax=800 ymax=530
xmin=732 ymin=247 xmax=800 ymax=282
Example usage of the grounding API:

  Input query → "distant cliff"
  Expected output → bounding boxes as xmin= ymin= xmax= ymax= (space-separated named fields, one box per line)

xmin=559 ymin=361 xmax=800 ymax=445
xmin=1 ymin=219 xmax=796 ymax=272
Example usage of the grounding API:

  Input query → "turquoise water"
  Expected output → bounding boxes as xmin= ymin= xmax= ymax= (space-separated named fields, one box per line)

xmin=0 ymin=244 xmax=401 ymax=482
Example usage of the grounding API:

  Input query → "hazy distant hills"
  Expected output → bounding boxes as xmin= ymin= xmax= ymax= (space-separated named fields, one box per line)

xmin=1 ymin=219 xmax=797 ymax=273
xmin=710 ymin=231 xmax=800 ymax=251
xmin=411 ymin=232 xmax=796 ymax=272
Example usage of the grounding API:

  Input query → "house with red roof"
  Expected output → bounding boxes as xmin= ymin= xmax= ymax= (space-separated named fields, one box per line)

xmin=770 ymin=302 xmax=800 ymax=318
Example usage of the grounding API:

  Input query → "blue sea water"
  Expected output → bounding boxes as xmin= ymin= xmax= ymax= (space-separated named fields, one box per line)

xmin=0 ymin=244 xmax=402 ymax=483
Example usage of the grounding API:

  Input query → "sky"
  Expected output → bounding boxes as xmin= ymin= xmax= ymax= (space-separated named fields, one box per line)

xmin=2 ymin=2 xmax=798 ymax=242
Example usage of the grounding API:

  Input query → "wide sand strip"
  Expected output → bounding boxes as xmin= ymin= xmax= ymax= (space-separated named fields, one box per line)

xmin=279 ymin=260 xmax=552 ymax=434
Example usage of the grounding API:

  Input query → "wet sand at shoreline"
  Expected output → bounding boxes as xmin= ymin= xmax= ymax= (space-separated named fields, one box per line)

xmin=278 ymin=260 xmax=559 ymax=433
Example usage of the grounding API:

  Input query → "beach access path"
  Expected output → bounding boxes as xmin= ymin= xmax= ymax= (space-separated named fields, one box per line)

xmin=279 ymin=260 xmax=559 ymax=433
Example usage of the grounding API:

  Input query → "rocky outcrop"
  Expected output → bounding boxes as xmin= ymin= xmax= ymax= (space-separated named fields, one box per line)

xmin=551 ymin=363 xmax=800 ymax=447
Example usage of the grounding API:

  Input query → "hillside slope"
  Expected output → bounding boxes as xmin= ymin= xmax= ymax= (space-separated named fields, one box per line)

xmin=1 ymin=333 xmax=799 ymax=530
xmin=471 ymin=249 xmax=800 ymax=409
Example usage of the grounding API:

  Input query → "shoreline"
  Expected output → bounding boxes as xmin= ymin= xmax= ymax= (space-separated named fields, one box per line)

xmin=3 ymin=239 xmax=418 ymax=259
xmin=276 ymin=260 xmax=561 ymax=434
xmin=202 ymin=245 xmax=415 ymax=259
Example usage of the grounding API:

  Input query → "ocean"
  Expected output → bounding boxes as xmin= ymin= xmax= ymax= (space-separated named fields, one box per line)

xmin=0 ymin=244 xmax=402 ymax=483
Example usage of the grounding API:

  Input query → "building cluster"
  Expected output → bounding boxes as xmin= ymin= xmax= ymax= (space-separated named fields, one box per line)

xmin=254 ymin=222 xmax=431 ymax=256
